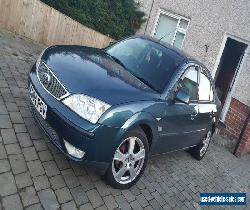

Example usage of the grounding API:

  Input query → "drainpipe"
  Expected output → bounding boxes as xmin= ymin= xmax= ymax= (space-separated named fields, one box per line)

xmin=233 ymin=110 xmax=250 ymax=155
xmin=144 ymin=0 xmax=155 ymax=35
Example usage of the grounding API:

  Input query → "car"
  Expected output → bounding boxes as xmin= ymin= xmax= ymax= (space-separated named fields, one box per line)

xmin=28 ymin=35 xmax=220 ymax=189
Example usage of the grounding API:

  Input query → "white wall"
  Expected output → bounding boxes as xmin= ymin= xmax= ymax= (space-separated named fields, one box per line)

xmin=138 ymin=0 xmax=250 ymax=106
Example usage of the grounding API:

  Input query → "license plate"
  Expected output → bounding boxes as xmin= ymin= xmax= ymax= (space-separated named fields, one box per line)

xmin=29 ymin=84 xmax=47 ymax=119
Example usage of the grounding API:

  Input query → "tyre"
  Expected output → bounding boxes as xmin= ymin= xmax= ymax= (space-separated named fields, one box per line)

xmin=190 ymin=129 xmax=213 ymax=160
xmin=105 ymin=128 xmax=149 ymax=189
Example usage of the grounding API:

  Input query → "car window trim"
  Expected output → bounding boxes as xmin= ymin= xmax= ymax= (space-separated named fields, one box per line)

xmin=170 ymin=62 xmax=216 ymax=105
xmin=178 ymin=64 xmax=200 ymax=103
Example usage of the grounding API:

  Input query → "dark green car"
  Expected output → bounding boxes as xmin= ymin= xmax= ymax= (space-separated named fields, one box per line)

xmin=29 ymin=35 xmax=220 ymax=189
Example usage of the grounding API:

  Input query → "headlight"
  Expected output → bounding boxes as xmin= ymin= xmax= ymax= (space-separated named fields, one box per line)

xmin=63 ymin=94 xmax=111 ymax=124
xmin=36 ymin=48 xmax=48 ymax=69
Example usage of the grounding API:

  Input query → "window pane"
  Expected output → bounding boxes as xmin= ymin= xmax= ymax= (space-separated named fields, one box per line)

xmin=173 ymin=32 xmax=185 ymax=48
xmin=179 ymin=19 xmax=189 ymax=30
xmin=178 ymin=67 xmax=198 ymax=101
xmin=199 ymin=73 xmax=211 ymax=101
xmin=154 ymin=14 xmax=178 ymax=44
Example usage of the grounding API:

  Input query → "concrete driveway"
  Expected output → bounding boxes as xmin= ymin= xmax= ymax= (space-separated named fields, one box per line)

xmin=0 ymin=29 xmax=249 ymax=210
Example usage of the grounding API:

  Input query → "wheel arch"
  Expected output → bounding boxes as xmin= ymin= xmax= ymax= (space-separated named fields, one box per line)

xmin=211 ymin=123 xmax=216 ymax=134
xmin=116 ymin=112 xmax=159 ymax=151
xmin=139 ymin=124 xmax=153 ymax=150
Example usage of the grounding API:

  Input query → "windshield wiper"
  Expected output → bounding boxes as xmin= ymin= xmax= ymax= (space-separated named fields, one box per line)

xmin=132 ymin=74 xmax=156 ymax=91
xmin=105 ymin=52 xmax=156 ymax=92
xmin=105 ymin=53 xmax=127 ymax=69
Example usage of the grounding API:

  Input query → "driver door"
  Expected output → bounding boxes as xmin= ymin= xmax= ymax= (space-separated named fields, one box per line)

xmin=153 ymin=66 xmax=202 ymax=154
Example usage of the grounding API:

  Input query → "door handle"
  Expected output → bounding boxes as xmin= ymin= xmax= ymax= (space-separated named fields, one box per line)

xmin=191 ymin=110 xmax=198 ymax=120
xmin=210 ymin=111 xmax=216 ymax=118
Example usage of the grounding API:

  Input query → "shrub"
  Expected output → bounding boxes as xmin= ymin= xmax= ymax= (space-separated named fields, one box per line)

xmin=41 ymin=0 xmax=146 ymax=39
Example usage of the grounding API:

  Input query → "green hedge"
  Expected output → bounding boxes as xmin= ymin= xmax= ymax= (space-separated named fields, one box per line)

xmin=41 ymin=0 xmax=146 ymax=39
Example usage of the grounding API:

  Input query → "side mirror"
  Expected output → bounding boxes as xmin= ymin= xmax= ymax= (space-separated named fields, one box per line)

xmin=175 ymin=89 xmax=190 ymax=104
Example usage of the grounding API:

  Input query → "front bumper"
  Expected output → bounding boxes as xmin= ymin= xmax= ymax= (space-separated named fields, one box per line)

xmin=28 ymin=65 xmax=120 ymax=174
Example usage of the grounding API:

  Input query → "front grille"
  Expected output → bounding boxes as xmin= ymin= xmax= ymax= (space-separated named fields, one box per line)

xmin=37 ymin=62 xmax=69 ymax=99
xmin=30 ymin=104 xmax=61 ymax=147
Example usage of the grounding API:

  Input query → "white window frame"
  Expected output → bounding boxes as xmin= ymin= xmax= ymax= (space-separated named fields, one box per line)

xmin=152 ymin=9 xmax=190 ymax=48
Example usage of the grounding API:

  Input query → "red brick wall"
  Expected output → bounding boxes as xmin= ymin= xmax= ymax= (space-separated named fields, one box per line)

xmin=222 ymin=98 xmax=250 ymax=155
xmin=237 ymin=121 xmax=250 ymax=155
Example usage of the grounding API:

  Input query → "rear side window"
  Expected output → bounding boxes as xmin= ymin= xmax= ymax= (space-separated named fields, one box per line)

xmin=199 ymin=71 xmax=214 ymax=102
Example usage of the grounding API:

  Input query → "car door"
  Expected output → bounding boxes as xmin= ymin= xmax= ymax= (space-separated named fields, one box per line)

xmin=196 ymin=67 xmax=217 ymax=135
xmin=152 ymin=65 xmax=202 ymax=154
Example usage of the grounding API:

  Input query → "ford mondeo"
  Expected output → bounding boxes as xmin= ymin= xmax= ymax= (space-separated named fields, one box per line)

xmin=28 ymin=36 xmax=220 ymax=189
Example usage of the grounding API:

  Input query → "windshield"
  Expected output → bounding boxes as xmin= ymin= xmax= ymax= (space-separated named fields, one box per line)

xmin=105 ymin=38 xmax=184 ymax=93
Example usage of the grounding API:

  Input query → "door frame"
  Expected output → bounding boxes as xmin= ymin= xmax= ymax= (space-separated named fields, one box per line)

xmin=211 ymin=33 xmax=249 ymax=121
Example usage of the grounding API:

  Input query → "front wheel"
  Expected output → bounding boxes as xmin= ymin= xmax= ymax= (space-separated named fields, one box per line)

xmin=190 ymin=129 xmax=212 ymax=160
xmin=105 ymin=129 xmax=149 ymax=189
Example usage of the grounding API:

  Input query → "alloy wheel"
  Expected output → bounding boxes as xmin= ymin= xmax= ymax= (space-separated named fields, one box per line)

xmin=112 ymin=136 xmax=145 ymax=184
xmin=200 ymin=130 xmax=212 ymax=157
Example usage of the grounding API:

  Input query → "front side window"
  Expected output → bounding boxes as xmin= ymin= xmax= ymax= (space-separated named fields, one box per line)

xmin=106 ymin=38 xmax=183 ymax=93
xmin=153 ymin=10 xmax=189 ymax=48
xmin=177 ymin=67 xmax=198 ymax=101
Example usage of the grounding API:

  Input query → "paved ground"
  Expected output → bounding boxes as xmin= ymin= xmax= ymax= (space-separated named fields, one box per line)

xmin=0 ymin=29 xmax=249 ymax=210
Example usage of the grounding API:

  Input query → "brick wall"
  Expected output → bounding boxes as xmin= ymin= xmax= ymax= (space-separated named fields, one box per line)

xmin=236 ymin=121 xmax=250 ymax=155
xmin=222 ymin=97 xmax=250 ymax=155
